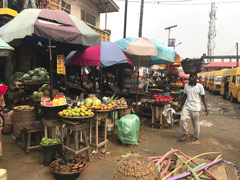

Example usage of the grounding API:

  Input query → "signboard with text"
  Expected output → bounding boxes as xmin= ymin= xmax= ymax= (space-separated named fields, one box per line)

xmin=168 ymin=38 xmax=175 ymax=47
xmin=57 ymin=55 xmax=66 ymax=75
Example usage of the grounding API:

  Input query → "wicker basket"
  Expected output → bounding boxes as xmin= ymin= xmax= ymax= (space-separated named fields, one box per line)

xmin=2 ymin=113 xmax=13 ymax=135
xmin=119 ymin=108 xmax=132 ymax=118
xmin=112 ymin=156 xmax=160 ymax=180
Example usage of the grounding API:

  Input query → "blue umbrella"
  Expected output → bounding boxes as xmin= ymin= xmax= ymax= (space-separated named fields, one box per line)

xmin=115 ymin=37 xmax=176 ymax=67
xmin=115 ymin=37 xmax=176 ymax=114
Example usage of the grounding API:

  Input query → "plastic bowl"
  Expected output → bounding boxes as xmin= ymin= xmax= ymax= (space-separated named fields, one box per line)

xmin=52 ymin=172 xmax=80 ymax=180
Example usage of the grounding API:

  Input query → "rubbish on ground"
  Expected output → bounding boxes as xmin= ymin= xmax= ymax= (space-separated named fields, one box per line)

xmin=148 ymin=149 xmax=240 ymax=180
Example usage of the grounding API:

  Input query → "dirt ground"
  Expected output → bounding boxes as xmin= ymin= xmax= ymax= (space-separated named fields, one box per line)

xmin=0 ymin=92 xmax=240 ymax=180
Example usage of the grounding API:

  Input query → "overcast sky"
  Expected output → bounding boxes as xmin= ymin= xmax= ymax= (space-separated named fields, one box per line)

xmin=100 ymin=0 xmax=240 ymax=61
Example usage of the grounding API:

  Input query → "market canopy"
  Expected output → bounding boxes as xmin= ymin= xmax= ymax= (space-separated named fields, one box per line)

xmin=65 ymin=41 xmax=134 ymax=67
xmin=0 ymin=8 xmax=100 ymax=47
xmin=0 ymin=37 xmax=13 ymax=56
xmin=115 ymin=37 xmax=176 ymax=67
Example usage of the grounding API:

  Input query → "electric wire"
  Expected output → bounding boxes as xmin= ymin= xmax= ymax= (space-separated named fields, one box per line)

xmin=115 ymin=0 xmax=240 ymax=5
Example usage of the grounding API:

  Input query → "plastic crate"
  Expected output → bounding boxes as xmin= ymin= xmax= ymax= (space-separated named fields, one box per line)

xmin=181 ymin=58 xmax=203 ymax=74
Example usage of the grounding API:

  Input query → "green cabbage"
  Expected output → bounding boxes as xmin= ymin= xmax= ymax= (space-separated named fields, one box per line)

xmin=84 ymin=98 xmax=93 ymax=105
xmin=92 ymin=99 xmax=101 ymax=106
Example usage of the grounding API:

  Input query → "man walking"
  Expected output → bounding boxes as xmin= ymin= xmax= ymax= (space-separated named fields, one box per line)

xmin=178 ymin=73 xmax=208 ymax=142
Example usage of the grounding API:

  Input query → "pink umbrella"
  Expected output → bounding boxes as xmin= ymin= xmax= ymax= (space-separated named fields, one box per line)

xmin=66 ymin=41 xmax=134 ymax=67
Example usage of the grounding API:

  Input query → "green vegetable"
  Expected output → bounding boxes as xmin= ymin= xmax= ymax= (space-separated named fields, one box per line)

xmin=40 ymin=137 xmax=61 ymax=146
xmin=31 ymin=76 xmax=38 ymax=82
xmin=84 ymin=98 xmax=93 ymax=105
xmin=21 ymin=74 xmax=30 ymax=80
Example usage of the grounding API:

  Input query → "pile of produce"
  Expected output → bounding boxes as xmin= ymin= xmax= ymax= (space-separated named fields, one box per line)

xmin=153 ymin=95 xmax=172 ymax=103
xmin=41 ymin=95 xmax=67 ymax=107
xmin=13 ymin=105 xmax=34 ymax=111
xmin=59 ymin=106 xmax=94 ymax=117
xmin=99 ymin=102 xmax=116 ymax=110
xmin=171 ymin=90 xmax=184 ymax=94
xmin=84 ymin=97 xmax=101 ymax=108
xmin=32 ymin=84 xmax=60 ymax=100
xmin=170 ymin=81 xmax=183 ymax=87
xmin=20 ymin=67 xmax=50 ymax=82
xmin=84 ymin=96 xmax=117 ymax=110
xmin=50 ymin=155 xmax=86 ymax=175
xmin=116 ymin=97 xmax=128 ymax=108
xmin=40 ymin=137 xmax=61 ymax=146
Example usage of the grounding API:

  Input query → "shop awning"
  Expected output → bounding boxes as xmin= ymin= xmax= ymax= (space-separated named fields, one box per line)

xmin=92 ymin=0 xmax=119 ymax=13
xmin=205 ymin=62 xmax=240 ymax=68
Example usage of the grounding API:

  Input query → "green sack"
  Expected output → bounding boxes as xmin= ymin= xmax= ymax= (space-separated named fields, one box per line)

xmin=117 ymin=114 xmax=140 ymax=145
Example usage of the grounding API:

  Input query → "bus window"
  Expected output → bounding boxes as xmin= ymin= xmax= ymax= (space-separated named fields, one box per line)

xmin=232 ymin=76 xmax=236 ymax=83
xmin=215 ymin=76 xmax=222 ymax=82
xmin=237 ymin=75 xmax=240 ymax=84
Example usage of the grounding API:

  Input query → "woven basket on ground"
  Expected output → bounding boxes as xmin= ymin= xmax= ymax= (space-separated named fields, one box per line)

xmin=112 ymin=156 xmax=160 ymax=180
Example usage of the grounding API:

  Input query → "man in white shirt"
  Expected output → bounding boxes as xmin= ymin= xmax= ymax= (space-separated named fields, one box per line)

xmin=178 ymin=73 xmax=208 ymax=142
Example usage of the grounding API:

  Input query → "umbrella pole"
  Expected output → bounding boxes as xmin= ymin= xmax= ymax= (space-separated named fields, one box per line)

xmin=100 ymin=67 xmax=103 ymax=97
xmin=48 ymin=39 xmax=53 ymax=100
xmin=135 ymin=68 xmax=139 ymax=114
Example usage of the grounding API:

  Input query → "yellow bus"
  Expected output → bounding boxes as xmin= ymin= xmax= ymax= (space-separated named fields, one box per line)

xmin=205 ymin=72 xmax=211 ymax=90
xmin=208 ymin=71 xmax=215 ymax=92
xmin=229 ymin=67 xmax=240 ymax=102
xmin=220 ymin=68 xmax=240 ymax=101
xmin=208 ymin=70 xmax=224 ymax=94
xmin=201 ymin=72 xmax=206 ymax=87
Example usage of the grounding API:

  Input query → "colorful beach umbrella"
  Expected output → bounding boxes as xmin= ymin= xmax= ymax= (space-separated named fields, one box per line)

xmin=0 ymin=8 xmax=100 ymax=99
xmin=115 ymin=37 xmax=177 ymax=114
xmin=65 ymin=41 xmax=134 ymax=67
xmin=115 ymin=37 xmax=176 ymax=67
xmin=0 ymin=8 xmax=100 ymax=47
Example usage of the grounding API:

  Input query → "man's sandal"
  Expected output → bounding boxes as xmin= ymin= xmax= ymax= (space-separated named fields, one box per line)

xmin=179 ymin=134 xmax=189 ymax=141
xmin=191 ymin=137 xmax=198 ymax=142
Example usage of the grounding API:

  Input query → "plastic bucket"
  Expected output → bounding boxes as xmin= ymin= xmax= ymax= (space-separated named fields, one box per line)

xmin=42 ymin=144 xmax=62 ymax=166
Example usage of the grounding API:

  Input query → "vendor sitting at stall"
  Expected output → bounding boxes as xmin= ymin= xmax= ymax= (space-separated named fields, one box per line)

xmin=83 ymin=78 xmax=94 ymax=92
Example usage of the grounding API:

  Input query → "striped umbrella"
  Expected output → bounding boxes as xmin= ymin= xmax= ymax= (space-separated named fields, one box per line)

xmin=0 ymin=8 xmax=100 ymax=99
xmin=115 ymin=37 xmax=177 ymax=114
xmin=115 ymin=37 xmax=176 ymax=67
xmin=0 ymin=8 xmax=100 ymax=47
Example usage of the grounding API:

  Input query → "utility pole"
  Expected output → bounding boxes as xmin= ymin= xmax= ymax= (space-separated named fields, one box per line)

xmin=123 ymin=0 xmax=128 ymax=38
xmin=138 ymin=0 xmax=144 ymax=37
xmin=237 ymin=42 xmax=239 ymax=67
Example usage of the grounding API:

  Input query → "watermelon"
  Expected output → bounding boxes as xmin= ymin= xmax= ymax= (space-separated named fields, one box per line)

xmin=55 ymin=95 xmax=64 ymax=99
xmin=41 ymin=97 xmax=50 ymax=102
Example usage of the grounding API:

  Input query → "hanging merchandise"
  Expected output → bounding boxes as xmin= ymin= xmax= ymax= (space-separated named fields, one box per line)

xmin=57 ymin=55 xmax=66 ymax=75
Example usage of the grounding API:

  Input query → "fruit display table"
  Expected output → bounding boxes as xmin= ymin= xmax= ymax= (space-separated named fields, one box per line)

xmin=91 ymin=109 xmax=113 ymax=151
xmin=59 ymin=114 xmax=95 ymax=161
xmin=147 ymin=101 xmax=172 ymax=129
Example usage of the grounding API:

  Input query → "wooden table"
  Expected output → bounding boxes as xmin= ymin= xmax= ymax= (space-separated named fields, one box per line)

xmin=91 ymin=109 xmax=112 ymax=151
xmin=59 ymin=114 xmax=94 ymax=161
xmin=148 ymin=102 xmax=171 ymax=129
